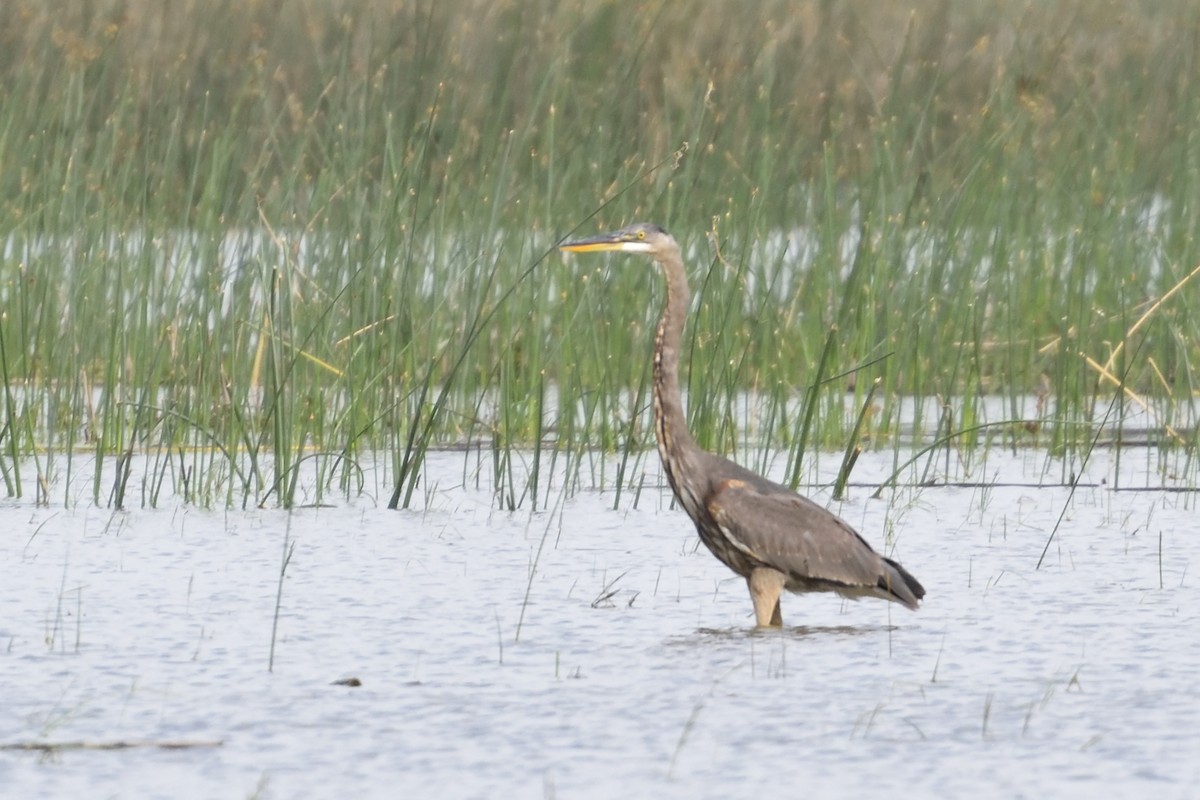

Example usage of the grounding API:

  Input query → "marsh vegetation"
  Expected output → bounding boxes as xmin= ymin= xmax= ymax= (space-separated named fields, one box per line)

xmin=2 ymin=0 xmax=1199 ymax=508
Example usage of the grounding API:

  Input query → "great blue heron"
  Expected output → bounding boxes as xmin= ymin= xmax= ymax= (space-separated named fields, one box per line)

xmin=559 ymin=223 xmax=924 ymax=627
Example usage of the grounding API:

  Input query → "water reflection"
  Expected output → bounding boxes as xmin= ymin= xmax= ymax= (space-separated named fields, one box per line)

xmin=686 ymin=624 xmax=900 ymax=640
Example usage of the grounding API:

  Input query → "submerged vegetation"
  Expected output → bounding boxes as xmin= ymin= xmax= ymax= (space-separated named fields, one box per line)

xmin=1 ymin=0 xmax=1199 ymax=508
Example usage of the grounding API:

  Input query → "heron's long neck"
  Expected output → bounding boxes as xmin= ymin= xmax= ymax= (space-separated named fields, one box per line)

xmin=652 ymin=246 xmax=699 ymax=488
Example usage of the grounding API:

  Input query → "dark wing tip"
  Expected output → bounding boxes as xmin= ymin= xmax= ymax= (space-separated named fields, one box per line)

xmin=881 ymin=557 xmax=925 ymax=610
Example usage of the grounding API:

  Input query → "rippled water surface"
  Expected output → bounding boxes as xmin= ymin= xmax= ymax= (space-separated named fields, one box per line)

xmin=2 ymin=448 xmax=1198 ymax=799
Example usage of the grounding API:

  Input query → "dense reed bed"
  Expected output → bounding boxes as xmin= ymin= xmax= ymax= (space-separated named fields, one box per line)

xmin=1 ymin=0 xmax=1199 ymax=507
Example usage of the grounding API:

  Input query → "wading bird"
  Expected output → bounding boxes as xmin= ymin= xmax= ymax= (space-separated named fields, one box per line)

xmin=559 ymin=223 xmax=924 ymax=627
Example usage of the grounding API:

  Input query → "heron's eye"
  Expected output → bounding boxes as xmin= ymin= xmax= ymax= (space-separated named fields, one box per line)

xmin=637 ymin=230 xmax=646 ymax=240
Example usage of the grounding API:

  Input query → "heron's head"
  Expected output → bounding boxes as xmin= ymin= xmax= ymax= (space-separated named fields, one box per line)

xmin=559 ymin=223 xmax=674 ymax=256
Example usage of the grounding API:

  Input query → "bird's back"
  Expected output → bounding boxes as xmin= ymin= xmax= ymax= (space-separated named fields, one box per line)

xmin=691 ymin=452 xmax=925 ymax=608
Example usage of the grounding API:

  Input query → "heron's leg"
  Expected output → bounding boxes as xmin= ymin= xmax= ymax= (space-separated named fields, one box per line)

xmin=748 ymin=567 xmax=786 ymax=628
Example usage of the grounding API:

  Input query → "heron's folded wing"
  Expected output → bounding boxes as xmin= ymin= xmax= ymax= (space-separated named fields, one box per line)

xmin=705 ymin=478 xmax=887 ymax=588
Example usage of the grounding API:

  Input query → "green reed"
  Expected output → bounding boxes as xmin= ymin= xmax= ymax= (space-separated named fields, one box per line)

xmin=1 ymin=0 xmax=1199 ymax=509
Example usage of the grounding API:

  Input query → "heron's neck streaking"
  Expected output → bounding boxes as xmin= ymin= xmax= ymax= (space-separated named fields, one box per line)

xmin=651 ymin=242 xmax=700 ymax=500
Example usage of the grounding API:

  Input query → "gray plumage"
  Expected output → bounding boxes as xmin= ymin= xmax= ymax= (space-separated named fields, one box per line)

xmin=559 ymin=223 xmax=925 ymax=626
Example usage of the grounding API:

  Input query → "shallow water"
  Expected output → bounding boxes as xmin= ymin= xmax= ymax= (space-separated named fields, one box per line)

xmin=2 ymin=448 xmax=1197 ymax=799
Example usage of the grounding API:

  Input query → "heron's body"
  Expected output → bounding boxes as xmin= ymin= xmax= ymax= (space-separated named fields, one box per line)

xmin=560 ymin=223 xmax=924 ymax=627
